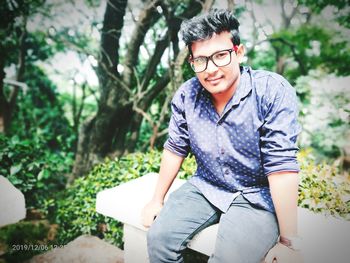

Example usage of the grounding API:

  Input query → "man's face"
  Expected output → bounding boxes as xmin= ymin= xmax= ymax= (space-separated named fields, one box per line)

xmin=191 ymin=31 xmax=244 ymax=96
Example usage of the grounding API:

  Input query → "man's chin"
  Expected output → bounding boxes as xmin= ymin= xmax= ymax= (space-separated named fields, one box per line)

xmin=207 ymin=86 xmax=225 ymax=94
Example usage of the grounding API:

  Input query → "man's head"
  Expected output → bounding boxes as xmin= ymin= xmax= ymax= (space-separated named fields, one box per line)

xmin=180 ymin=9 xmax=240 ymax=56
xmin=180 ymin=9 xmax=244 ymax=99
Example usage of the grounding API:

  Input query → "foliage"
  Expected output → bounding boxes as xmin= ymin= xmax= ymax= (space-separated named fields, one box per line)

xmin=295 ymin=72 xmax=349 ymax=160
xmin=178 ymin=153 xmax=197 ymax=179
xmin=0 ymin=134 xmax=73 ymax=212
xmin=298 ymin=149 xmax=350 ymax=220
xmin=182 ymin=60 xmax=196 ymax=82
xmin=136 ymin=109 xmax=169 ymax=151
xmin=298 ymin=0 xmax=350 ymax=28
xmin=269 ymin=24 xmax=350 ymax=81
xmin=54 ymin=149 xmax=349 ymax=249
xmin=8 ymin=64 xmax=76 ymax=152
xmin=59 ymin=90 xmax=99 ymax=134
xmin=54 ymin=151 xmax=158 ymax=246
xmin=1 ymin=54 xmax=76 ymax=215
xmin=0 ymin=220 xmax=51 ymax=262
xmin=248 ymin=48 xmax=276 ymax=72
xmin=0 ymin=0 xmax=44 ymax=30
xmin=54 ymin=150 xmax=196 ymax=246
xmin=1 ymin=1 xmax=349 ymax=258
xmin=0 ymin=1 xmax=57 ymax=76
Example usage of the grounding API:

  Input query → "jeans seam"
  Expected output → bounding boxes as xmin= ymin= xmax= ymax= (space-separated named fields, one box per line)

xmin=178 ymin=211 xmax=218 ymax=251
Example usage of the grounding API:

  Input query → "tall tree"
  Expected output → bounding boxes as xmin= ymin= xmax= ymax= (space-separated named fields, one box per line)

xmin=244 ymin=0 xmax=349 ymax=80
xmin=73 ymin=0 xmax=210 ymax=177
xmin=0 ymin=0 xmax=44 ymax=133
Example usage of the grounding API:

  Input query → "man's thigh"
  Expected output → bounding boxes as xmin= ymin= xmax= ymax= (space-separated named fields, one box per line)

xmin=209 ymin=194 xmax=279 ymax=263
xmin=148 ymin=182 xmax=220 ymax=251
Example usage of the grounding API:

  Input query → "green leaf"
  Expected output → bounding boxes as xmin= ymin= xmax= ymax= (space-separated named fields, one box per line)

xmin=37 ymin=170 xmax=44 ymax=180
xmin=8 ymin=175 xmax=23 ymax=185
xmin=10 ymin=164 xmax=22 ymax=176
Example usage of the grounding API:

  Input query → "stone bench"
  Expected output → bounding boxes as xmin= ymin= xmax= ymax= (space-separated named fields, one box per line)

xmin=96 ymin=173 xmax=350 ymax=263
xmin=0 ymin=175 xmax=26 ymax=227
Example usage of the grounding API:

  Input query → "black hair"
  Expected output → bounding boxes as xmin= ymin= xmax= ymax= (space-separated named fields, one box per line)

xmin=180 ymin=9 xmax=240 ymax=54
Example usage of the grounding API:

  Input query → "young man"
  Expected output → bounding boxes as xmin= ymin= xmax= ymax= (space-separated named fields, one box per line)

xmin=142 ymin=9 xmax=303 ymax=263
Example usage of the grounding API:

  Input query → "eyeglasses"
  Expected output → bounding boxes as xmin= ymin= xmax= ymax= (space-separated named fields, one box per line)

xmin=189 ymin=46 xmax=238 ymax=73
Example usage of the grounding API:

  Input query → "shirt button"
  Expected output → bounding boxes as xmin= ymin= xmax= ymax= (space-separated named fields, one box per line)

xmin=220 ymin=149 xmax=225 ymax=154
xmin=224 ymin=169 xmax=230 ymax=175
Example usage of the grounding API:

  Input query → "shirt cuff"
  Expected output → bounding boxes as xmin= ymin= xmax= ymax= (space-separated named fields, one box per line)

xmin=163 ymin=140 xmax=189 ymax=157
xmin=264 ymin=162 xmax=300 ymax=176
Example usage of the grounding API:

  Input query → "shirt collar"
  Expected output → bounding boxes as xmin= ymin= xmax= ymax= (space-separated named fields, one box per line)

xmin=229 ymin=66 xmax=252 ymax=108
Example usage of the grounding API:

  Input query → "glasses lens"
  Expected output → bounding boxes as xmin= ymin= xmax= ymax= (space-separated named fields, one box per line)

xmin=190 ymin=49 xmax=232 ymax=73
xmin=192 ymin=57 xmax=207 ymax=73
xmin=212 ymin=50 xmax=231 ymax=67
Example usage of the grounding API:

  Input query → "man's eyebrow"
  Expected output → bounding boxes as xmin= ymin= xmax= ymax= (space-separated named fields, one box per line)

xmin=192 ymin=48 xmax=231 ymax=59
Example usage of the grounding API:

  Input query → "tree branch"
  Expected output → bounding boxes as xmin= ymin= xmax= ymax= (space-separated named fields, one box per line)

xmin=140 ymin=30 xmax=169 ymax=91
xmin=9 ymin=16 xmax=27 ymax=113
xmin=144 ymin=70 xmax=170 ymax=107
xmin=281 ymin=0 xmax=299 ymax=28
xmin=122 ymin=0 xmax=161 ymax=88
xmin=203 ymin=0 xmax=215 ymax=12
xmin=227 ymin=0 xmax=235 ymax=10
xmin=98 ymin=0 xmax=127 ymax=96
xmin=269 ymin=37 xmax=307 ymax=75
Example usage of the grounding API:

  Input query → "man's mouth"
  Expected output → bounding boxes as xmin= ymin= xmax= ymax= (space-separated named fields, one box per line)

xmin=206 ymin=76 xmax=223 ymax=85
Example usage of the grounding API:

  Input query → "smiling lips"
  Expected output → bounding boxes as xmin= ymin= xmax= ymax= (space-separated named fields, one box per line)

xmin=206 ymin=76 xmax=223 ymax=85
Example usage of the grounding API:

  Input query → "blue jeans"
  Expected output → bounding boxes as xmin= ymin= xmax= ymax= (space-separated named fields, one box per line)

xmin=147 ymin=182 xmax=279 ymax=263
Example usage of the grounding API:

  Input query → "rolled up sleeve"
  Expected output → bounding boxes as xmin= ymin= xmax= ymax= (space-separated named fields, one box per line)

xmin=163 ymin=88 xmax=190 ymax=157
xmin=260 ymin=78 xmax=301 ymax=176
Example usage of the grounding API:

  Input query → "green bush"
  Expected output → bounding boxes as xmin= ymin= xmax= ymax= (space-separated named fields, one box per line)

xmin=8 ymin=65 xmax=76 ymax=153
xmin=54 ymin=151 xmax=158 ymax=246
xmin=54 ymin=149 xmax=349 ymax=248
xmin=0 ymin=134 xmax=74 ymax=212
xmin=0 ymin=220 xmax=51 ymax=263
xmin=298 ymin=149 xmax=350 ymax=220
xmin=54 ymin=150 xmax=197 ymax=247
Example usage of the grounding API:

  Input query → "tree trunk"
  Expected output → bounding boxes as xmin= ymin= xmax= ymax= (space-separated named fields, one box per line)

xmin=0 ymin=56 xmax=8 ymax=133
xmin=73 ymin=0 xmax=130 ymax=177
xmin=73 ymin=0 xmax=206 ymax=178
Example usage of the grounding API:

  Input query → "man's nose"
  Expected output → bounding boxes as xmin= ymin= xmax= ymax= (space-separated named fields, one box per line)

xmin=205 ymin=59 xmax=218 ymax=73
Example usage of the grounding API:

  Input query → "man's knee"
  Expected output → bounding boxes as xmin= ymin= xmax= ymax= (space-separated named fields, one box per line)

xmin=147 ymin=221 xmax=174 ymax=251
xmin=147 ymin=221 xmax=183 ymax=262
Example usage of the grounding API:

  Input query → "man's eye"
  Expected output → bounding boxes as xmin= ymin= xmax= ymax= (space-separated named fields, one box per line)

xmin=214 ymin=52 xmax=228 ymax=59
xmin=194 ymin=57 xmax=207 ymax=64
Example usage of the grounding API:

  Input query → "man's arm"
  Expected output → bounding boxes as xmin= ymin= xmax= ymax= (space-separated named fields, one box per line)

xmin=268 ymin=171 xmax=299 ymax=237
xmin=265 ymin=171 xmax=303 ymax=263
xmin=141 ymin=149 xmax=184 ymax=227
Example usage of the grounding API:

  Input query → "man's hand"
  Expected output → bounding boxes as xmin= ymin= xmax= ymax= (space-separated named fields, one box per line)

xmin=141 ymin=200 xmax=163 ymax=228
xmin=265 ymin=243 xmax=303 ymax=263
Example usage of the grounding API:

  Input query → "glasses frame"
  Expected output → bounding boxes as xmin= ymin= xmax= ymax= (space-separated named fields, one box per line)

xmin=189 ymin=45 xmax=239 ymax=73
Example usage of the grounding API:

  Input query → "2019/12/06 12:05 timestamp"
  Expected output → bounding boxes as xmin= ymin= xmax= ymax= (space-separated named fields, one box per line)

xmin=11 ymin=244 xmax=67 ymax=251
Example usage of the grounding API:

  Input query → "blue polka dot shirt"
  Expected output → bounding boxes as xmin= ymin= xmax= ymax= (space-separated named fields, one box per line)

xmin=164 ymin=66 xmax=301 ymax=213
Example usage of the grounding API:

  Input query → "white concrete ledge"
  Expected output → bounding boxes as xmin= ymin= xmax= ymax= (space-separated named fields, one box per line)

xmin=0 ymin=176 xmax=26 ymax=227
xmin=96 ymin=173 xmax=350 ymax=263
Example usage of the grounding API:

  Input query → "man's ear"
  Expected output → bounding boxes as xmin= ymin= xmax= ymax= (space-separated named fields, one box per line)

xmin=187 ymin=45 xmax=193 ymax=59
xmin=236 ymin=44 xmax=245 ymax=64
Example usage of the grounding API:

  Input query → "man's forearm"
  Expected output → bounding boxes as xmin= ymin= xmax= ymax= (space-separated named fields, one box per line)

xmin=268 ymin=171 xmax=299 ymax=237
xmin=151 ymin=149 xmax=185 ymax=203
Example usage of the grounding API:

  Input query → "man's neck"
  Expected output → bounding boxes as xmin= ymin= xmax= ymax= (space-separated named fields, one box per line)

xmin=211 ymin=79 xmax=239 ymax=115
